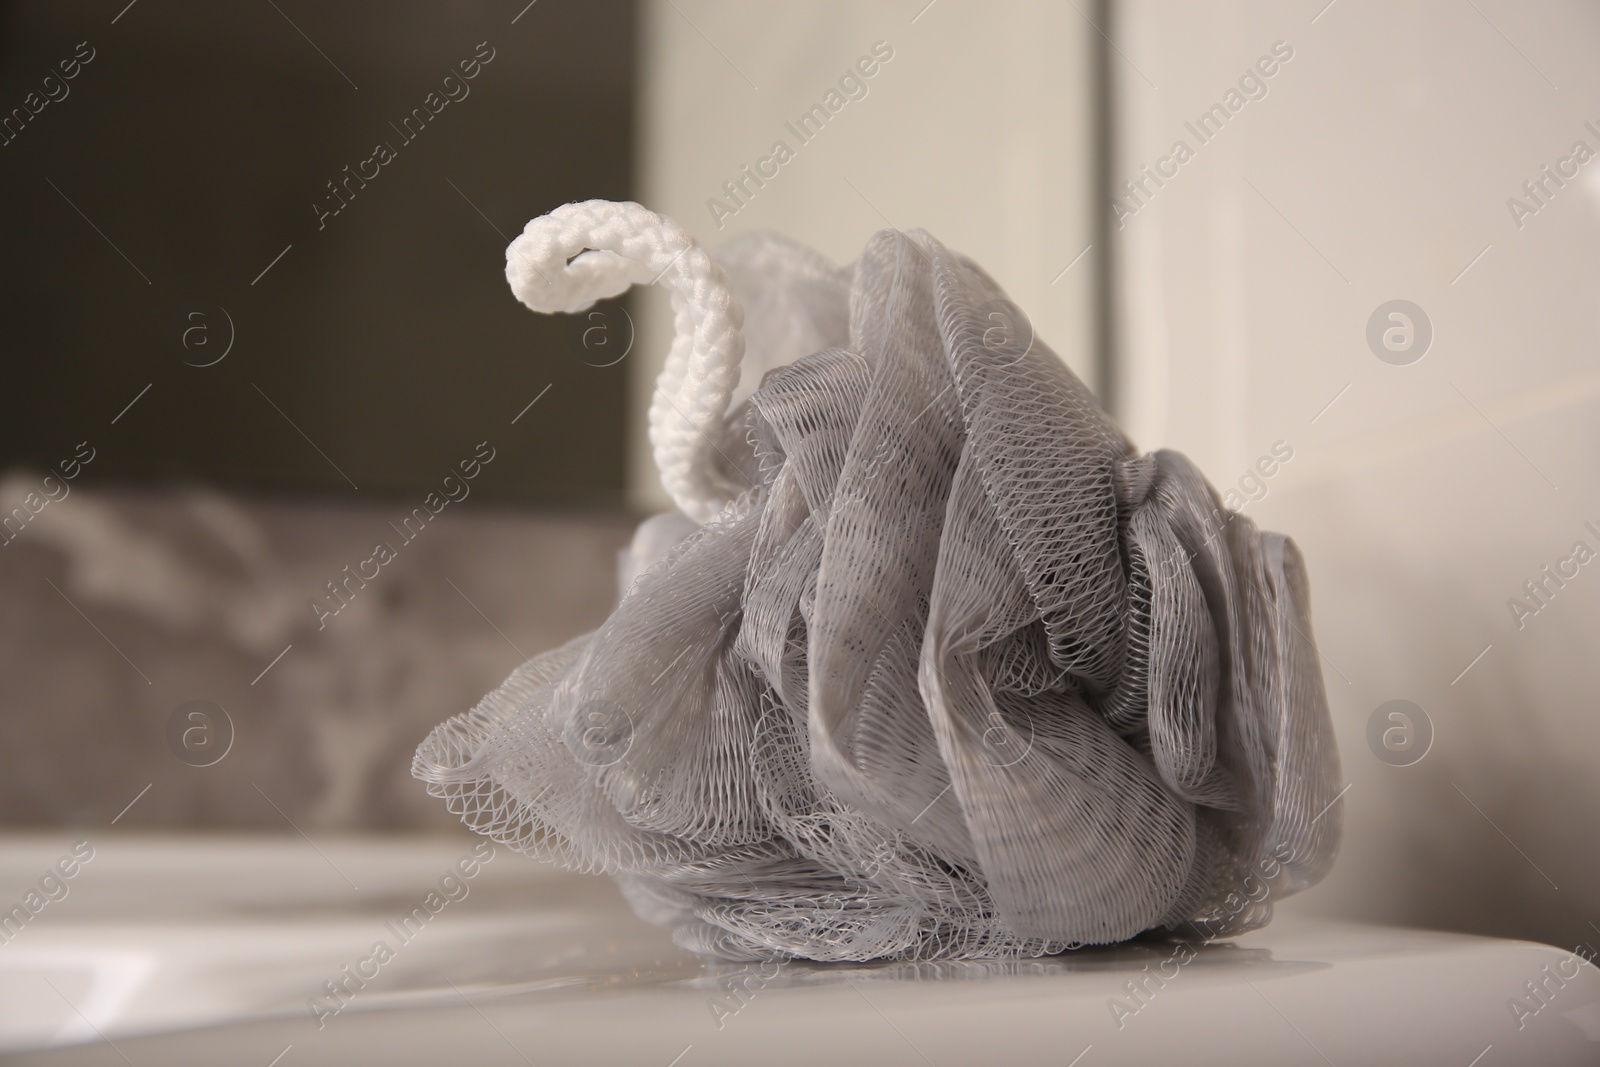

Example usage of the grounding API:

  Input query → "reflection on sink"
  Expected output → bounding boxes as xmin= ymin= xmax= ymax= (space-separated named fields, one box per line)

xmin=0 ymin=948 xmax=155 ymax=1050
xmin=1 ymin=833 xmax=1596 ymax=1066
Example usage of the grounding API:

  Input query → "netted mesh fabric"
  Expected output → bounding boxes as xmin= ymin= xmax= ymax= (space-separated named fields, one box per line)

xmin=415 ymin=200 xmax=1342 ymax=962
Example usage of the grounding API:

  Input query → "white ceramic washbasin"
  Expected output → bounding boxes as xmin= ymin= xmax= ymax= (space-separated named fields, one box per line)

xmin=0 ymin=833 xmax=1595 ymax=1066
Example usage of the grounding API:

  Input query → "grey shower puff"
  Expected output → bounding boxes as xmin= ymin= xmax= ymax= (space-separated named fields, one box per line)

xmin=415 ymin=226 xmax=1342 ymax=962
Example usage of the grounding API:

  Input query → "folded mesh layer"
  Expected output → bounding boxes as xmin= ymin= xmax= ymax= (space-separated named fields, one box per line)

xmin=416 ymin=216 xmax=1342 ymax=962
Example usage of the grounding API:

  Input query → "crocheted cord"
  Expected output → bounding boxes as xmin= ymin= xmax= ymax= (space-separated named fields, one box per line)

xmin=504 ymin=199 xmax=745 ymax=522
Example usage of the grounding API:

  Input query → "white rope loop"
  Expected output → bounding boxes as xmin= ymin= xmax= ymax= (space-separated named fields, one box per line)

xmin=504 ymin=199 xmax=745 ymax=523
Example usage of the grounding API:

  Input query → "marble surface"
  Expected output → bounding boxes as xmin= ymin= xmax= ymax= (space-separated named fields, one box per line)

xmin=0 ymin=833 xmax=1596 ymax=1066
xmin=0 ymin=475 xmax=634 ymax=831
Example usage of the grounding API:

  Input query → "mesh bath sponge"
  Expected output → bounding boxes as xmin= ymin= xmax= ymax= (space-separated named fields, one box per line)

xmin=414 ymin=200 xmax=1342 ymax=962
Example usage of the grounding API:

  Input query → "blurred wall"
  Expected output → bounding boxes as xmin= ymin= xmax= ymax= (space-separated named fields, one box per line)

xmin=632 ymin=0 xmax=1099 ymax=509
xmin=0 ymin=0 xmax=635 ymax=506
xmin=0 ymin=0 xmax=644 ymax=831
xmin=1113 ymin=0 xmax=1600 ymax=950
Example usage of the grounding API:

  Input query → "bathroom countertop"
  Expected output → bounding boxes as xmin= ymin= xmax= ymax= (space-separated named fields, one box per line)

xmin=0 ymin=833 xmax=1595 ymax=1066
